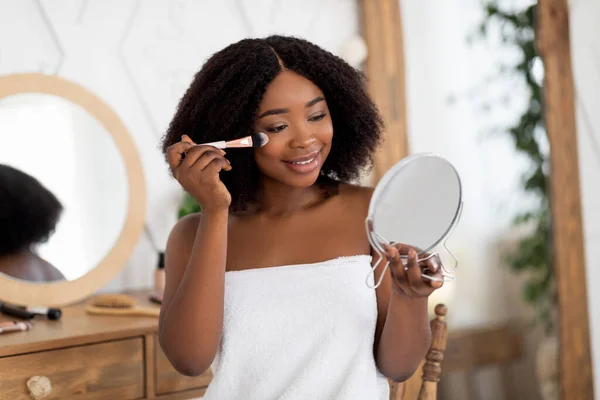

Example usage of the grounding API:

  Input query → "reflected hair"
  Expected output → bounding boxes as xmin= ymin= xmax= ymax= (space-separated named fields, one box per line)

xmin=0 ymin=164 xmax=63 ymax=255
xmin=161 ymin=35 xmax=383 ymax=212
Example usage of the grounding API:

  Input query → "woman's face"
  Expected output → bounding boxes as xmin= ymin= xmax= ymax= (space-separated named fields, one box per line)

xmin=253 ymin=70 xmax=333 ymax=189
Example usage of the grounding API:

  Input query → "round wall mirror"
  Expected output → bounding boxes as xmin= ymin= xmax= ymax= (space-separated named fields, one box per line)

xmin=0 ymin=74 xmax=146 ymax=306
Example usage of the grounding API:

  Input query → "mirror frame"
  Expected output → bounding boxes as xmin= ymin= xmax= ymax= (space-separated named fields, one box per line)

xmin=0 ymin=73 xmax=146 ymax=307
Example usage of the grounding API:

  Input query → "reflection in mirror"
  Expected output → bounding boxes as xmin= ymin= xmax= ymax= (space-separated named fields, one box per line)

xmin=0 ymin=94 xmax=128 ymax=282
xmin=0 ymin=165 xmax=65 ymax=282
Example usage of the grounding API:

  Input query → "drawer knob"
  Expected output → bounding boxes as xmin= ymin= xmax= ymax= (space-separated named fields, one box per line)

xmin=26 ymin=376 xmax=52 ymax=399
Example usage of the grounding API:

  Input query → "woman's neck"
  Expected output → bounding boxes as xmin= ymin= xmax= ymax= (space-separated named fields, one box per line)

xmin=0 ymin=248 xmax=36 ymax=280
xmin=0 ymin=248 xmax=34 ymax=263
xmin=255 ymin=177 xmax=326 ymax=217
xmin=0 ymin=248 xmax=65 ymax=282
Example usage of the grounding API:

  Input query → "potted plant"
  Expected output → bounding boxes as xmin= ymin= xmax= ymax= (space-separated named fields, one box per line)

xmin=178 ymin=192 xmax=201 ymax=219
xmin=473 ymin=3 xmax=558 ymax=399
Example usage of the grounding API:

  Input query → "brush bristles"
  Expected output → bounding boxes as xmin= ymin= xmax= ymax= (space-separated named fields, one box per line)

xmin=251 ymin=132 xmax=269 ymax=147
xmin=90 ymin=294 xmax=136 ymax=309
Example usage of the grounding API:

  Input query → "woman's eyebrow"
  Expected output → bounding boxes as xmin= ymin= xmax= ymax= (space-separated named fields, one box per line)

xmin=258 ymin=97 xmax=325 ymax=119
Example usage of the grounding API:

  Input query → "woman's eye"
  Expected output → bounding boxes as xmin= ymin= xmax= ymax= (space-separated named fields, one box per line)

xmin=266 ymin=125 xmax=287 ymax=133
xmin=309 ymin=113 xmax=326 ymax=122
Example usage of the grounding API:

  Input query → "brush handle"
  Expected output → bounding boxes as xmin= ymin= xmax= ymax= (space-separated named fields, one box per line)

xmin=0 ymin=304 xmax=35 ymax=319
xmin=200 ymin=140 xmax=227 ymax=149
xmin=85 ymin=305 xmax=160 ymax=317
xmin=200 ymin=135 xmax=256 ymax=149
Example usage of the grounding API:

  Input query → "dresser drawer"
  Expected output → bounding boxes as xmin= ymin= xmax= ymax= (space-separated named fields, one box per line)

xmin=155 ymin=336 xmax=212 ymax=395
xmin=0 ymin=338 xmax=144 ymax=400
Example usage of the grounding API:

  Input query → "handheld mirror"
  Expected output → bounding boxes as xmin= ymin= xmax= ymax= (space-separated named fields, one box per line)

xmin=366 ymin=153 xmax=463 ymax=288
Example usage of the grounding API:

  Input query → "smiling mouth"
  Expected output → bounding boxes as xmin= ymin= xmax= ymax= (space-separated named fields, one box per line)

xmin=285 ymin=156 xmax=317 ymax=165
xmin=282 ymin=150 xmax=322 ymax=173
xmin=283 ymin=150 xmax=321 ymax=164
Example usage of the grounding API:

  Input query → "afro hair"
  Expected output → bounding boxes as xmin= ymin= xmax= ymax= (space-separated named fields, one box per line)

xmin=162 ymin=35 xmax=383 ymax=211
xmin=0 ymin=164 xmax=63 ymax=255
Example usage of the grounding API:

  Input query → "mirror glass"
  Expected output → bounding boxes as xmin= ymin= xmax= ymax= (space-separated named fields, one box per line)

xmin=0 ymin=93 xmax=128 ymax=282
xmin=367 ymin=153 xmax=462 ymax=255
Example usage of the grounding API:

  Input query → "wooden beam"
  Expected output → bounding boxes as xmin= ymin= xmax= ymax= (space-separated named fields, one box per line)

xmin=359 ymin=0 xmax=409 ymax=182
xmin=359 ymin=2 xmax=411 ymax=397
xmin=536 ymin=1 xmax=594 ymax=399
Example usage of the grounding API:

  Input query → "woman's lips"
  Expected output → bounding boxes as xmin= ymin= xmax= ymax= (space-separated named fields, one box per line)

xmin=282 ymin=150 xmax=320 ymax=173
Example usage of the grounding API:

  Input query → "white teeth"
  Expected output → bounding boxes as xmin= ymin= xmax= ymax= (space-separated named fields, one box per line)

xmin=289 ymin=157 xmax=315 ymax=165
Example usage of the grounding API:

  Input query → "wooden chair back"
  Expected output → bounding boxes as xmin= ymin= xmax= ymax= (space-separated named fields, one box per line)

xmin=389 ymin=304 xmax=449 ymax=400
xmin=439 ymin=324 xmax=524 ymax=400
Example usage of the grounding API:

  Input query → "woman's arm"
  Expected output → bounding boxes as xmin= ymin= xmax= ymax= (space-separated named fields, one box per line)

xmin=373 ymin=263 xmax=432 ymax=382
xmin=357 ymin=179 xmax=441 ymax=381
xmin=158 ymin=210 xmax=229 ymax=376
xmin=372 ymin=244 xmax=443 ymax=382
xmin=159 ymin=136 xmax=233 ymax=376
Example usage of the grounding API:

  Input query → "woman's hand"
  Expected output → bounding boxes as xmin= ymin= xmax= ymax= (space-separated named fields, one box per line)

xmin=166 ymin=135 xmax=232 ymax=212
xmin=383 ymin=243 xmax=443 ymax=299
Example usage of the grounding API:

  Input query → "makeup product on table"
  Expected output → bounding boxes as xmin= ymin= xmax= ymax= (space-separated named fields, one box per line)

xmin=154 ymin=252 xmax=165 ymax=293
xmin=0 ymin=320 xmax=20 ymax=328
xmin=23 ymin=306 xmax=62 ymax=320
xmin=85 ymin=294 xmax=160 ymax=317
xmin=0 ymin=303 xmax=35 ymax=319
xmin=151 ymin=252 xmax=165 ymax=305
xmin=0 ymin=321 xmax=32 ymax=334
xmin=149 ymin=290 xmax=163 ymax=305
xmin=0 ymin=303 xmax=62 ymax=320
xmin=198 ymin=132 xmax=269 ymax=149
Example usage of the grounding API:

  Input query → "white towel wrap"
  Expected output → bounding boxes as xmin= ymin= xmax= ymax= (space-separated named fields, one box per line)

xmin=203 ymin=255 xmax=390 ymax=399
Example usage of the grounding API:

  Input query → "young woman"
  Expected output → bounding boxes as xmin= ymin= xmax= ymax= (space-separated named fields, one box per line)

xmin=159 ymin=35 xmax=443 ymax=399
xmin=0 ymin=164 xmax=65 ymax=282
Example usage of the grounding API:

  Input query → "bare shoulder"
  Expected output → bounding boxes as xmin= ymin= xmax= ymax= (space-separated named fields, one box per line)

xmin=337 ymin=183 xmax=374 ymax=210
xmin=329 ymin=183 xmax=374 ymax=255
xmin=167 ymin=212 xmax=202 ymax=246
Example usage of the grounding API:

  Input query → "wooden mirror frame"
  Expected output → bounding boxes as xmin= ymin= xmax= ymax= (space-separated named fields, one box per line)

xmin=358 ymin=0 xmax=594 ymax=398
xmin=0 ymin=73 xmax=146 ymax=307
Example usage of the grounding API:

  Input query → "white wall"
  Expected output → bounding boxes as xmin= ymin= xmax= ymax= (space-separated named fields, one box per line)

xmin=0 ymin=0 xmax=360 ymax=290
xmin=571 ymin=0 xmax=600 ymax=394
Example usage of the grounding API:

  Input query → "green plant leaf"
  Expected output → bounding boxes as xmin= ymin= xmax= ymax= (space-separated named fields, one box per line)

xmin=523 ymin=280 xmax=543 ymax=303
xmin=471 ymin=1 xmax=556 ymax=334
xmin=178 ymin=193 xmax=201 ymax=219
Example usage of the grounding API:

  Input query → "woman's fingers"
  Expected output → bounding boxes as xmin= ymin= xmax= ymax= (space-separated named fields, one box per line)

xmin=419 ymin=254 xmax=444 ymax=288
xmin=404 ymin=249 xmax=427 ymax=292
xmin=166 ymin=141 xmax=195 ymax=175
xmin=384 ymin=244 xmax=412 ymax=295
xmin=385 ymin=243 xmax=445 ymax=296
xmin=181 ymin=134 xmax=196 ymax=145
xmin=181 ymin=145 xmax=224 ymax=169
xmin=193 ymin=150 xmax=231 ymax=171
xmin=422 ymin=253 xmax=441 ymax=273
xmin=205 ymin=157 xmax=233 ymax=174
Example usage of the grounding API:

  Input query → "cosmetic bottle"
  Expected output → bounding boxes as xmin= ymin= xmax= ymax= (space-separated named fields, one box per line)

xmin=154 ymin=252 xmax=165 ymax=292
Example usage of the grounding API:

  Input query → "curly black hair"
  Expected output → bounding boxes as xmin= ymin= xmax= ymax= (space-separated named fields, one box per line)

xmin=161 ymin=35 xmax=383 ymax=211
xmin=0 ymin=164 xmax=63 ymax=255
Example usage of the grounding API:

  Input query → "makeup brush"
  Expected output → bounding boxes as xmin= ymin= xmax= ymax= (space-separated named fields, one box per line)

xmin=85 ymin=294 xmax=160 ymax=317
xmin=199 ymin=132 xmax=269 ymax=149
xmin=0 ymin=321 xmax=32 ymax=335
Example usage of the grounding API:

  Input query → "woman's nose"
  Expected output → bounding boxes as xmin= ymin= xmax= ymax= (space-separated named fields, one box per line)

xmin=289 ymin=123 xmax=316 ymax=149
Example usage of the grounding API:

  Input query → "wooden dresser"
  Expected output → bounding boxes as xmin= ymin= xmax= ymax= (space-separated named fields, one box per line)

xmin=0 ymin=290 xmax=212 ymax=400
